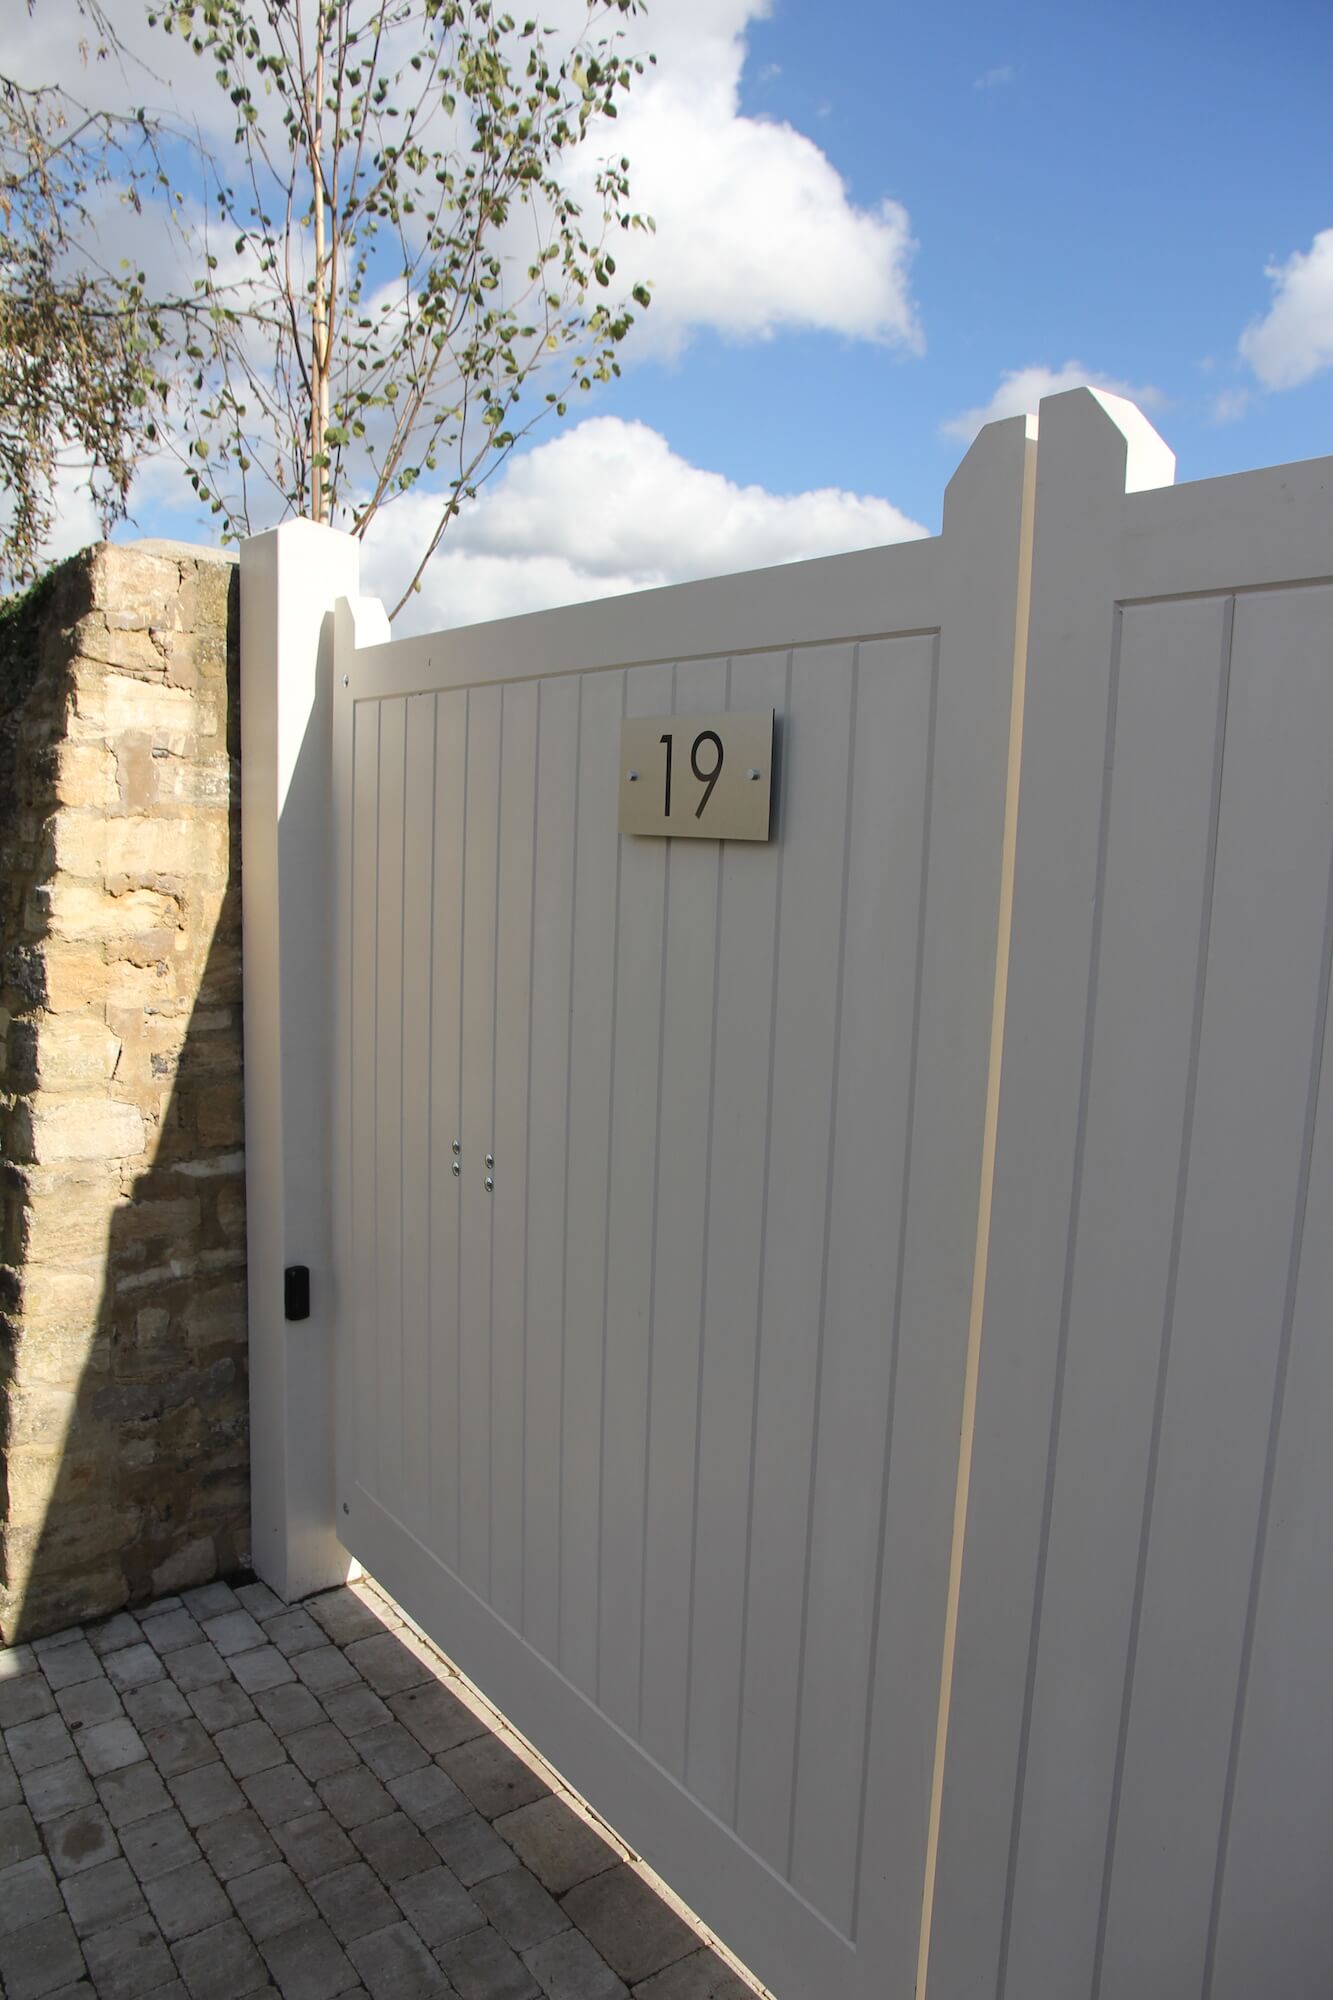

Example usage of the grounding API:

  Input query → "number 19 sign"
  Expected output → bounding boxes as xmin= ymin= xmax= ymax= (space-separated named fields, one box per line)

xmin=618 ymin=711 xmax=775 ymax=842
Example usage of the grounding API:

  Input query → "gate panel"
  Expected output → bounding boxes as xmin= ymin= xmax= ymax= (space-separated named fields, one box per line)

xmin=559 ymin=668 xmax=625 ymax=1697
xmin=521 ymin=674 xmax=580 ymax=1660
xmin=790 ymin=633 xmax=936 ymax=1932
xmin=333 ymin=418 xmax=1034 ymax=1998
xmin=599 ymin=658 xmax=674 ymax=1738
xmin=401 ymin=693 xmax=437 ymax=1536
xmin=638 ymin=653 xmax=727 ymax=1774
xmin=427 ymin=689 xmax=467 ymax=1564
xmin=458 ymin=684 xmax=501 ymax=1594
xmin=928 ymin=392 xmax=1333 ymax=2000
xmin=489 ymin=679 xmax=539 ymax=1632
xmin=680 ymin=654 xmax=787 ymax=1818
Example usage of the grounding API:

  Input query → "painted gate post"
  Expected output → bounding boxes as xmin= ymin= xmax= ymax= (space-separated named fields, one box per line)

xmin=240 ymin=520 xmax=369 ymax=1600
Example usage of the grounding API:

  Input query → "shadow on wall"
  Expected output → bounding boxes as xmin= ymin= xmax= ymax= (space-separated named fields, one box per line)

xmin=0 ymin=545 xmax=251 ymax=1641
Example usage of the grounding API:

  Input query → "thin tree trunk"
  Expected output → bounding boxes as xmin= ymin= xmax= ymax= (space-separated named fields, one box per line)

xmin=310 ymin=33 xmax=328 ymax=522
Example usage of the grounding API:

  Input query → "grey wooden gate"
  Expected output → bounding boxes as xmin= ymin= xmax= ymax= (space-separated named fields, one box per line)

xmin=328 ymin=417 xmax=1034 ymax=1999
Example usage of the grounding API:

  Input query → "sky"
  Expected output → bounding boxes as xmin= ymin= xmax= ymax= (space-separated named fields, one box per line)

xmin=10 ymin=0 xmax=1333 ymax=632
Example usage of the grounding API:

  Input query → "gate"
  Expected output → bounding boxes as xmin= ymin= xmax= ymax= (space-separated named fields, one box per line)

xmin=326 ymin=416 xmax=1033 ymax=1997
xmin=241 ymin=387 xmax=1333 ymax=1999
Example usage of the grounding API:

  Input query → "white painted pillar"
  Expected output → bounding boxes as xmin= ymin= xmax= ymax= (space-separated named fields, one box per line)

xmin=239 ymin=520 xmax=364 ymax=1600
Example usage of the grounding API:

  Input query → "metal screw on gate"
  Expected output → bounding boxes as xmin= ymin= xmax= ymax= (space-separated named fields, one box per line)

xmin=747 ymin=768 xmax=762 ymax=780
xmin=627 ymin=769 xmax=640 ymax=782
xmin=451 ymin=1159 xmax=461 ymax=1177
xmin=342 ymin=674 xmax=349 ymax=687
xmin=484 ymin=1175 xmax=494 ymax=1192
xmin=485 ymin=1153 xmax=494 ymax=1169
xmin=451 ymin=1138 xmax=461 ymax=1177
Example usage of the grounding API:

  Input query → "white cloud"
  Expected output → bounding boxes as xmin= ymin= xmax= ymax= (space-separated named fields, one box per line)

xmin=1 ymin=461 xmax=105 ymax=577
xmin=1211 ymin=387 xmax=1251 ymax=426
xmin=359 ymin=416 xmax=926 ymax=633
xmin=564 ymin=0 xmax=921 ymax=357
xmin=974 ymin=65 xmax=1015 ymax=90
xmin=1239 ymin=229 xmax=1333 ymax=391
xmin=942 ymin=362 xmax=1163 ymax=442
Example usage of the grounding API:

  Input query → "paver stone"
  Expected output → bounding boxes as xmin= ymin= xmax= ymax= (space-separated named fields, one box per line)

xmin=142 ymin=1857 xmax=232 ymax=1941
xmin=309 ymin=1860 xmax=400 ymax=1943
xmin=390 ymin=1866 xmax=484 ymax=1950
xmin=521 ymin=1927 xmax=628 ymax=2000
xmin=81 ymin=1915 xmax=176 ymax=2000
xmin=59 ymin=1856 xmax=147 ymax=1937
xmin=119 ymin=1809 xmax=201 ymax=1884
xmin=171 ymin=1916 xmax=269 ymax=2000
xmin=23 ymin=1758 xmax=95 ymax=1826
xmin=259 ymin=1914 xmax=359 ymax=2000
xmin=0 ymin=1909 xmax=86 ymax=1999
xmin=560 ymin=1866 xmax=696 ymax=1987
xmin=345 ymin=1917 xmax=452 ymax=1998
xmin=227 ymin=1859 xmax=317 ymax=1941
xmin=492 ymin=1797 xmax=618 ymax=1896
xmin=195 ymin=1807 xmax=281 ymax=1883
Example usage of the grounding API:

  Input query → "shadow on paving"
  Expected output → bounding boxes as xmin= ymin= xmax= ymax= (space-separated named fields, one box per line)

xmin=0 ymin=1572 xmax=762 ymax=1999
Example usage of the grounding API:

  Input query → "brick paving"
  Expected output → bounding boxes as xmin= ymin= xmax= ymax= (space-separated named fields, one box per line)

xmin=0 ymin=1577 xmax=764 ymax=2000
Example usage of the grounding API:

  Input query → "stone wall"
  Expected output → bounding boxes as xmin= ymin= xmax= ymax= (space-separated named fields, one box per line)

xmin=0 ymin=542 xmax=248 ymax=1641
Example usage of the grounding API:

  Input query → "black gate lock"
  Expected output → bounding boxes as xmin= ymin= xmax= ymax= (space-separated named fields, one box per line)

xmin=284 ymin=1266 xmax=311 ymax=1322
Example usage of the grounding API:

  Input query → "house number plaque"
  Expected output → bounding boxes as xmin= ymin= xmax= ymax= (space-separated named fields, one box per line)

xmin=618 ymin=711 xmax=775 ymax=841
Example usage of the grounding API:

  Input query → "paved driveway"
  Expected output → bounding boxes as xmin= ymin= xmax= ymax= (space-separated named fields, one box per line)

xmin=0 ymin=1576 xmax=764 ymax=2000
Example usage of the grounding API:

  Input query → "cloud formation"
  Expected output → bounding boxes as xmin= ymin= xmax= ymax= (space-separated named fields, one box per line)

xmin=569 ymin=0 xmax=921 ymax=357
xmin=359 ymin=416 xmax=925 ymax=632
xmin=942 ymin=361 xmax=1163 ymax=441
xmin=1239 ymin=228 xmax=1333 ymax=391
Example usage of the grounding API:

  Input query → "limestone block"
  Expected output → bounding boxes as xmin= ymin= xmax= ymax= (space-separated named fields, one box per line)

xmin=103 ymin=814 xmax=227 ymax=888
xmin=114 ymin=738 xmax=159 ymax=813
xmin=8 ymin=1312 xmax=109 ymax=1392
xmin=172 ymin=630 xmax=228 ymax=680
xmin=13 ymin=1266 xmax=101 ymax=1339
xmin=151 ymin=1537 xmax=216 ymax=1597
xmin=56 ymin=744 xmax=119 ymax=811
xmin=216 ymin=1181 xmax=246 ymax=1241
xmin=46 ymin=880 xmax=181 ymax=944
xmin=173 ymin=1149 xmax=246 ymax=1180
xmin=103 ymin=675 xmax=210 ymax=750
xmin=49 ymin=810 xmax=106 ymax=881
xmin=5 ymin=1495 xmax=140 ymax=1567
xmin=90 ymin=545 xmax=181 ymax=622
xmin=194 ymin=1083 xmax=245 ymax=1149
xmin=184 ymin=1279 xmax=246 ymax=1358
xmin=72 ymin=619 xmax=164 ymax=674
xmin=41 ymin=949 xmax=111 ymax=1014
xmin=5 ymin=1383 xmax=76 ymax=1451
xmin=113 ymin=1195 xmax=201 ymax=1246
xmin=2 ymin=1562 xmax=127 ymax=1643
xmin=21 ymin=1097 xmax=146 ymax=1165
xmin=4 ymin=1448 xmax=93 ymax=1525
xmin=152 ymin=757 xmax=233 ymax=807
xmin=177 ymin=561 xmax=235 ymax=635
xmin=13 ymin=1171 xmax=118 ymax=1263
xmin=32 ymin=1017 xmax=122 ymax=1087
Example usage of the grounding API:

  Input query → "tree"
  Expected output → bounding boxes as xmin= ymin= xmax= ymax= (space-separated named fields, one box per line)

xmin=0 ymin=0 xmax=651 ymax=609
xmin=0 ymin=20 xmax=168 ymax=587
xmin=144 ymin=0 xmax=652 ymax=614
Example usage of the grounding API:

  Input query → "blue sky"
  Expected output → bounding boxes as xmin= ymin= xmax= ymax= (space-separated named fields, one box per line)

xmin=11 ymin=0 xmax=1333 ymax=628
xmin=595 ymin=0 xmax=1333 ymax=526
